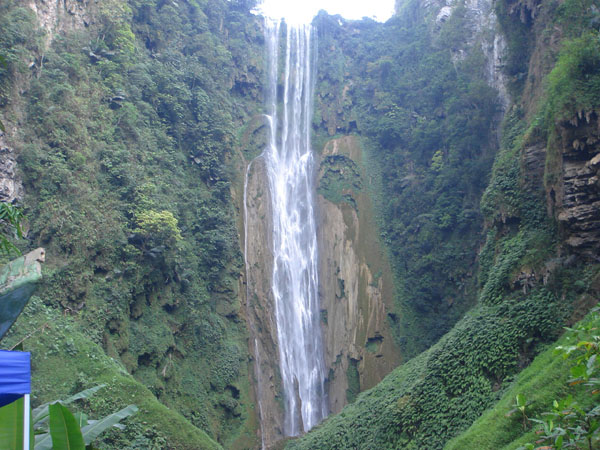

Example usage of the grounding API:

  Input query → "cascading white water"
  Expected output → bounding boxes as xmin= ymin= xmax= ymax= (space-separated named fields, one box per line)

xmin=264 ymin=20 xmax=328 ymax=436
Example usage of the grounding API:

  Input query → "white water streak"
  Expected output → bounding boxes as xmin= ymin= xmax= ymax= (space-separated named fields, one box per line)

xmin=264 ymin=20 xmax=328 ymax=436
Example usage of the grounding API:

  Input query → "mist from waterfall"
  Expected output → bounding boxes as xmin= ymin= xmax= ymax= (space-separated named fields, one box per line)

xmin=264 ymin=20 xmax=328 ymax=436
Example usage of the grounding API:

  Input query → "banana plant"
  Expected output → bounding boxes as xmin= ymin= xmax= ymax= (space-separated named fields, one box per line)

xmin=0 ymin=385 xmax=137 ymax=450
xmin=34 ymin=402 xmax=138 ymax=450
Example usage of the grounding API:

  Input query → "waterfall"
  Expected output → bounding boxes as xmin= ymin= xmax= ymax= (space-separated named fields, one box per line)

xmin=263 ymin=20 xmax=328 ymax=436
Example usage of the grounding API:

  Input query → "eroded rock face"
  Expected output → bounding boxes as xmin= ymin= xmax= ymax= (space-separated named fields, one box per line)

xmin=316 ymin=136 xmax=400 ymax=413
xmin=433 ymin=0 xmax=509 ymax=110
xmin=241 ymin=136 xmax=401 ymax=444
xmin=554 ymin=111 xmax=600 ymax=258
xmin=0 ymin=132 xmax=23 ymax=204
xmin=243 ymin=157 xmax=285 ymax=447
xmin=408 ymin=0 xmax=510 ymax=112
xmin=523 ymin=142 xmax=546 ymax=186
xmin=28 ymin=0 xmax=93 ymax=44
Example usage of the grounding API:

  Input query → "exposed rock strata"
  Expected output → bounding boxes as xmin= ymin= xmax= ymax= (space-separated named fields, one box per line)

xmin=523 ymin=142 xmax=546 ymax=190
xmin=554 ymin=111 xmax=600 ymax=258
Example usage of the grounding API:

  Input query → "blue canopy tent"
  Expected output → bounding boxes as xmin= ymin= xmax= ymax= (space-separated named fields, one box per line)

xmin=0 ymin=350 xmax=31 ymax=450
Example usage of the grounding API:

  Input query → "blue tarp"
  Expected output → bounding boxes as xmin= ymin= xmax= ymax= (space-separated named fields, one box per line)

xmin=0 ymin=350 xmax=31 ymax=408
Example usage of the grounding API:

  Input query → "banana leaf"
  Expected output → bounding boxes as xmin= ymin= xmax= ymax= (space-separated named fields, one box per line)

xmin=80 ymin=405 xmax=138 ymax=445
xmin=0 ymin=396 xmax=33 ymax=450
xmin=32 ymin=385 xmax=105 ymax=426
xmin=48 ymin=403 xmax=85 ymax=450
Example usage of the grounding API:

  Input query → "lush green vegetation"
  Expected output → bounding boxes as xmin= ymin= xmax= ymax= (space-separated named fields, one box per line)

xmin=287 ymin=285 xmax=575 ymax=449
xmin=0 ymin=0 xmax=264 ymax=447
xmin=0 ymin=384 xmax=138 ymax=450
xmin=521 ymin=308 xmax=600 ymax=450
xmin=0 ymin=202 xmax=24 ymax=257
xmin=4 ymin=296 xmax=221 ymax=449
xmin=0 ymin=0 xmax=598 ymax=448
xmin=445 ymin=310 xmax=599 ymax=450
xmin=289 ymin=0 xmax=600 ymax=448
xmin=314 ymin=0 xmax=500 ymax=356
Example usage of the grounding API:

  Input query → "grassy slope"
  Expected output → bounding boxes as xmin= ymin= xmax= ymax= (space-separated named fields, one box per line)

xmin=5 ymin=296 xmax=221 ymax=449
xmin=445 ymin=326 xmax=595 ymax=450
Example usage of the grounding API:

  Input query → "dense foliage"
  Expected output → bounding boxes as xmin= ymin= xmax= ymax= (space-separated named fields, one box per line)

xmin=0 ymin=0 xmax=598 ymax=448
xmin=289 ymin=0 xmax=600 ymax=448
xmin=521 ymin=308 xmax=600 ymax=450
xmin=313 ymin=0 xmax=499 ymax=356
xmin=287 ymin=288 xmax=570 ymax=449
xmin=0 ymin=0 xmax=264 ymax=447
xmin=445 ymin=307 xmax=600 ymax=450
xmin=0 ymin=202 xmax=24 ymax=257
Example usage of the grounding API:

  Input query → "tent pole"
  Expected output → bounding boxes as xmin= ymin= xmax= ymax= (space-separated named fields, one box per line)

xmin=23 ymin=394 xmax=30 ymax=450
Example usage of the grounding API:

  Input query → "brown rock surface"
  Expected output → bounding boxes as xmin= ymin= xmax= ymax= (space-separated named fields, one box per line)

xmin=237 ymin=136 xmax=401 ymax=446
xmin=316 ymin=135 xmax=401 ymax=413
xmin=243 ymin=156 xmax=285 ymax=447
xmin=0 ymin=132 xmax=23 ymax=203
xmin=553 ymin=110 xmax=600 ymax=259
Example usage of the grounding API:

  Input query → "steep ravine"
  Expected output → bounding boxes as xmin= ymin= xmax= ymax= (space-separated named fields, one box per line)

xmin=1 ymin=0 xmax=598 ymax=449
xmin=236 ymin=36 xmax=401 ymax=449
xmin=310 ymin=0 xmax=509 ymax=361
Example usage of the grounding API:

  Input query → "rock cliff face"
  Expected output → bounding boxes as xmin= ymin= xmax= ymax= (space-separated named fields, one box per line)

xmin=0 ymin=131 xmax=23 ymax=203
xmin=426 ymin=0 xmax=509 ymax=110
xmin=0 ymin=0 xmax=93 ymax=206
xmin=27 ymin=0 xmax=92 ymax=43
xmin=242 ymin=156 xmax=285 ymax=447
xmin=239 ymin=135 xmax=401 ymax=444
xmin=552 ymin=110 xmax=600 ymax=259
xmin=316 ymin=135 xmax=400 ymax=413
